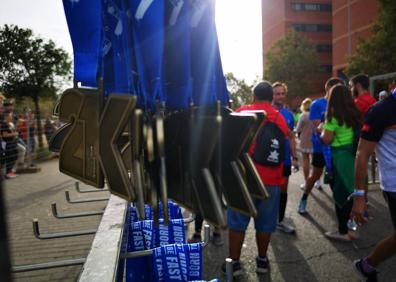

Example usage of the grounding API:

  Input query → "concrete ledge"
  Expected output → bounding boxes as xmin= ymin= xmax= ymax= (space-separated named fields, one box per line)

xmin=79 ymin=195 xmax=127 ymax=282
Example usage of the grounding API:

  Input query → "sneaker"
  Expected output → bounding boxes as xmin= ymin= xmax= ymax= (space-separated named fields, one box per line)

xmin=188 ymin=233 xmax=202 ymax=243
xmin=256 ymin=256 xmax=269 ymax=274
xmin=221 ymin=260 xmax=243 ymax=277
xmin=300 ymin=183 xmax=306 ymax=190
xmin=314 ymin=181 xmax=323 ymax=190
xmin=277 ymin=221 xmax=296 ymax=234
xmin=298 ymin=199 xmax=307 ymax=214
xmin=354 ymin=259 xmax=378 ymax=282
xmin=211 ymin=232 xmax=224 ymax=246
xmin=5 ymin=172 xmax=17 ymax=179
xmin=324 ymin=231 xmax=352 ymax=242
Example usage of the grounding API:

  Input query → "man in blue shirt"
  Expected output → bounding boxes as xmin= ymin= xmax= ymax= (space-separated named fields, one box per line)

xmin=298 ymin=77 xmax=344 ymax=213
xmin=272 ymin=82 xmax=298 ymax=234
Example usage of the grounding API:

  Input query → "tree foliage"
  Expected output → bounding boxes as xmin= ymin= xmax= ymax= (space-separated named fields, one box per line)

xmin=346 ymin=0 xmax=396 ymax=76
xmin=0 ymin=24 xmax=71 ymax=147
xmin=225 ymin=72 xmax=253 ymax=109
xmin=264 ymin=30 xmax=320 ymax=98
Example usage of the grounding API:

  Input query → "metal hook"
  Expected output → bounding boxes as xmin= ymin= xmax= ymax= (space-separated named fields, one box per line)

xmin=65 ymin=191 xmax=109 ymax=204
xmin=122 ymin=224 xmax=210 ymax=259
xmin=32 ymin=218 xmax=97 ymax=239
xmin=75 ymin=182 xmax=109 ymax=193
xmin=51 ymin=203 xmax=104 ymax=219
xmin=11 ymin=258 xmax=86 ymax=273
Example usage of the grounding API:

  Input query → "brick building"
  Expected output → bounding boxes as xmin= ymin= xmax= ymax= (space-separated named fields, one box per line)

xmin=332 ymin=0 xmax=379 ymax=78
xmin=262 ymin=0 xmax=380 ymax=99
xmin=262 ymin=0 xmax=333 ymax=97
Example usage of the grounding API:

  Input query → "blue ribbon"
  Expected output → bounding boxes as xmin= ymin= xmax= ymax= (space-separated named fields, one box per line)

xmin=190 ymin=0 xmax=228 ymax=106
xmin=128 ymin=0 xmax=166 ymax=109
xmin=101 ymin=0 xmax=137 ymax=96
xmin=152 ymin=243 xmax=203 ymax=282
xmin=63 ymin=0 xmax=102 ymax=87
xmin=126 ymin=221 xmax=152 ymax=281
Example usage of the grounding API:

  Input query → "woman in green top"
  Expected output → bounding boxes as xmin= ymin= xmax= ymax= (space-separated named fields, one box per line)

xmin=321 ymin=84 xmax=361 ymax=242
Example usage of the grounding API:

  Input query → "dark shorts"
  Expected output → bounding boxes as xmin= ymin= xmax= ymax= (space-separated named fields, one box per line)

xmin=383 ymin=191 xmax=396 ymax=230
xmin=311 ymin=152 xmax=325 ymax=168
xmin=282 ymin=165 xmax=291 ymax=177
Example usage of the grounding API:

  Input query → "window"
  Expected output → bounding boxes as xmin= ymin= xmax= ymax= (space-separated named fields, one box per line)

xmin=293 ymin=24 xmax=332 ymax=32
xmin=320 ymin=65 xmax=333 ymax=73
xmin=316 ymin=44 xmax=332 ymax=52
xmin=291 ymin=3 xmax=332 ymax=12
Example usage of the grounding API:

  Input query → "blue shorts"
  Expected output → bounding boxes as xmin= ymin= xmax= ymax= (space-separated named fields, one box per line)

xmin=227 ymin=185 xmax=280 ymax=233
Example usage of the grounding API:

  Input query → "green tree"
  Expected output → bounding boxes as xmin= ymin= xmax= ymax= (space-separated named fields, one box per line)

xmin=264 ymin=30 xmax=320 ymax=98
xmin=225 ymin=72 xmax=254 ymax=109
xmin=346 ymin=0 xmax=396 ymax=76
xmin=0 ymin=24 xmax=71 ymax=148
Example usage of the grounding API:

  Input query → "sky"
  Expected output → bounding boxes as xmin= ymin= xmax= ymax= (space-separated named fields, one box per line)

xmin=0 ymin=0 xmax=263 ymax=84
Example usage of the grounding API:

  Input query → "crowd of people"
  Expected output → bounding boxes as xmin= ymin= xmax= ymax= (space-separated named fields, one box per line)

xmin=189 ymin=75 xmax=395 ymax=282
xmin=0 ymin=94 xmax=57 ymax=179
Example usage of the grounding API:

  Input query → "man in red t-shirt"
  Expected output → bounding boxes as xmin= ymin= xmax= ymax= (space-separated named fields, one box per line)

xmin=223 ymin=81 xmax=288 ymax=276
xmin=350 ymin=74 xmax=376 ymax=118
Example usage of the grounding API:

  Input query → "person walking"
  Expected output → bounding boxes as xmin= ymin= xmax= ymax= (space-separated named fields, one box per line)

xmin=320 ymin=84 xmax=361 ymax=241
xmin=272 ymin=82 xmax=298 ymax=234
xmin=296 ymin=98 xmax=313 ymax=188
xmin=298 ymin=77 xmax=344 ymax=214
xmin=1 ymin=112 xmax=19 ymax=179
xmin=222 ymin=81 xmax=288 ymax=276
xmin=352 ymin=89 xmax=396 ymax=281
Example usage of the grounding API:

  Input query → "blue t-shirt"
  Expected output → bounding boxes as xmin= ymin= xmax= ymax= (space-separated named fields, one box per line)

xmin=280 ymin=108 xmax=294 ymax=166
xmin=309 ymin=97 xmax=327 ymax=153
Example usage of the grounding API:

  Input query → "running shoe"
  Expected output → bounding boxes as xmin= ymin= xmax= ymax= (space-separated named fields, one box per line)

xmin=324 ymin=231 xmax=352 ymax=242
xmin=354 ymin=259 xmax=378 ymax=282
xmin=221 ymin=259 xmax=243 ymax=277
xmin=5 ymin=172 xmax=17 ymax=179
xmin=187 ymin=233 xmax=202 ymax=243
xmin=277 ymin=221 xmax=296 ymax=234
xmin=211 ymin=231 xmax=224 ymax=246
xmin=314 ymin=180 xmax=323 ymax=190
xmin=298 ymin=199 xmax=307 ymax=214
xmin=256 ymin=256 xmax=269 ymax=274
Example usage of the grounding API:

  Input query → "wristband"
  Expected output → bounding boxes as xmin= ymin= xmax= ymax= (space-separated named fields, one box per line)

xmin=348 ymin=189 xmax=365 ymax=201
xmin=353 ymin=189 xmax=365 ymax=197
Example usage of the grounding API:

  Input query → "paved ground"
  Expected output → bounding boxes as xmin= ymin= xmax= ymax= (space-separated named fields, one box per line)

xmin=201 ymin=171 xmax=396 ymax=282
xmin=4 ymin=159 xmax=396 ymax=281
xmin=4 ymin=159 xmax=109 ymax=281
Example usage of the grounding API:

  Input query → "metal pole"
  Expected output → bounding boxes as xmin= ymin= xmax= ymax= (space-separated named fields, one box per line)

xmin=226 ymin=258 xmax=233 ymax=282
xmin=75 ymin=181 xmax=109 ymax=193
xmin=12 ymin=258 xmax=86 ymax=273
xmin=51 ymin=203 xmax=104 ymax=219
xmin=65 ymin=191 xmax=109 ymax=204
xmin=32 ymin=219 xmax=96 ymax=239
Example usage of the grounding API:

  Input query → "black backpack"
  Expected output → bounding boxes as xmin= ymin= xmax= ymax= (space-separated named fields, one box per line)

xmin=252 ymin=114 xmax=285 ymax=166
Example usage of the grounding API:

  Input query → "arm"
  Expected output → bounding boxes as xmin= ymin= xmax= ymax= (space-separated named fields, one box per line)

xmin=289 ymin=130 xmax=298 ymax=168
xmin=320 ymin=129 xmax=334 ymax=145
xmin=351 ymin=139 xmax=376 ymax=224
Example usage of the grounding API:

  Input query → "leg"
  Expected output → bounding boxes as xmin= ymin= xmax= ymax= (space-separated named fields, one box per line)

xmin=188 ymin=212 xmax=204 ymax=243
xmin=256 ymin=232 xmax=271 ymax=257
xmin=302 ymin=152 xmax=310 ymax=182
xmin=279 ymin=177 xmax=288 ymax=222
xmin=226 ymin=209 xmax=250 ymax=260
xmin=304 ymin=166 xmax=323 ymax=195
xmin=229 ymin=230 xmax=245 ymax=260
xmin=367 ymin=233 xmax=396 ymax=267
xmin=367 ymin=191 xmax=396 ymax=266
xmin=335 ymin=199 xmax=353 ymax=235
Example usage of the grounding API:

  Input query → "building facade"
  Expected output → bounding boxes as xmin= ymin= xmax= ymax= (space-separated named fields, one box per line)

xmin=262 ymin=0 xmax=333 ymax=96
xmin=332 ymin=0 xmax=379 ymax=77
